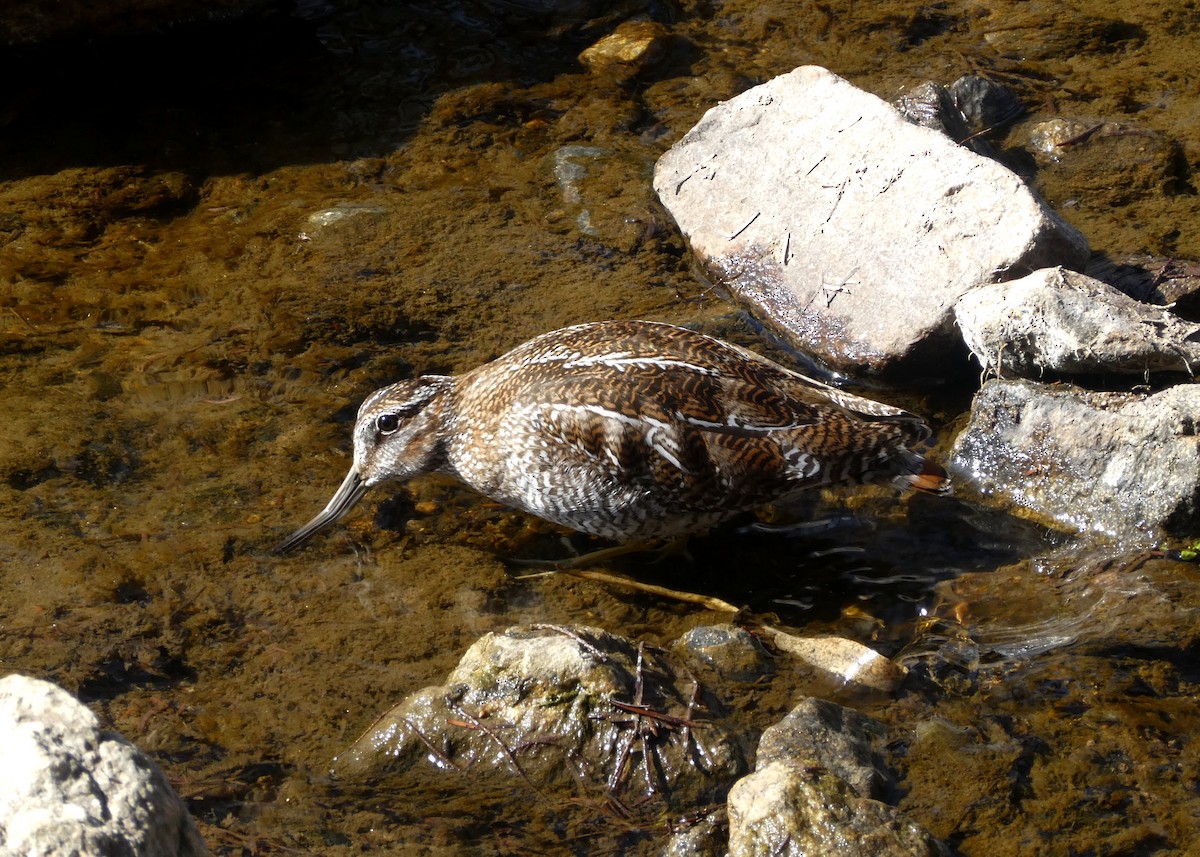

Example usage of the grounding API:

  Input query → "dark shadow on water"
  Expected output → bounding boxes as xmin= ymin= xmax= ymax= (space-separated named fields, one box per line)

xmin=506 ymin=493 xmax=1057 ymax=631
xmin=76 ymin=649 xmax=198 ymax=704
xmin=0 ymin=0 xmax=610 ymax=179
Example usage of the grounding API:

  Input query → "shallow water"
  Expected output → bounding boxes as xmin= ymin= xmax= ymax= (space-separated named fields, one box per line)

xmin=2 ymin=0 xmax=1200 ymax=853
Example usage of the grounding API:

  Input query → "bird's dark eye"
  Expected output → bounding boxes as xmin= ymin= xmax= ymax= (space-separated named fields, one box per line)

xmin=376 ymin=413 xmax=401 ymax=435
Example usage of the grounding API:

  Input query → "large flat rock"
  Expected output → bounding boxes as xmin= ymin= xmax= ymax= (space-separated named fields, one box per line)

xmin=654 ymin=66 xmax=1090 ymax=379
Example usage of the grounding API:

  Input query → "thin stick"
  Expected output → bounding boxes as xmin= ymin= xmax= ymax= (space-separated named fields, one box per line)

xmin=609 ymin=700 xmax=705 ymax=730
xmin=560 ymin=569 xmax=742 ymax=613
xmin=403 ymin=716 xmax=462 ymax=772
xmin=450 ymin=705 xmax=543 ymax=796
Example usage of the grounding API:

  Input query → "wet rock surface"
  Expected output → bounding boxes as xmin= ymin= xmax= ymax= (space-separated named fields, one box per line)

xmin=950 ymin=378 xmax=1200 ymax=540
xmin=727 ymin=760 xmax=950 ymax=857
xmin=677 ymin=624 xmax=772 ymax=683
xmin=0 ymin=674 xmax=208 ymax=857
xmin=660 ymin=808 xmax=727 ymax=857
xmin=755 ymin=698 xmax=889 ymax=799
xmin=578 ymin=19 xmax=670 ymax=78
xmin=955 ymin=266 xmax=1200 ymax=378
xmin=653 ymin=65 xmax=1089 ymax=379
xmin=893 ymin=74 xmax=1024 ymax=155
xmin=762 ymin=626 xmax=910 ymax=692
xmin=332 ymin=625 xmax=748 ymax=809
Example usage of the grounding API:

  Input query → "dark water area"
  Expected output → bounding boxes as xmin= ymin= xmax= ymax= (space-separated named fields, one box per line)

xmin=2 ymin=0 xmax=1200 ymax=853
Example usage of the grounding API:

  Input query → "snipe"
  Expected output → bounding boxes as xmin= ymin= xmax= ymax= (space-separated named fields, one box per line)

xmin=275 ymin=320 xmax=948 ymax=554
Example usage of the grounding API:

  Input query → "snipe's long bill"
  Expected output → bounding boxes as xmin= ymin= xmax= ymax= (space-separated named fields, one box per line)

xmin=274 ymin=320 xmax=949 ymax=554
xmin=273 ymin=468 xmax=366 ymax=554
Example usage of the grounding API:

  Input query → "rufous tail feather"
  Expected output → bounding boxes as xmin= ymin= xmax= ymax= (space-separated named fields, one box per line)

xmin=907 ymin=459 xmax=951 ymax=495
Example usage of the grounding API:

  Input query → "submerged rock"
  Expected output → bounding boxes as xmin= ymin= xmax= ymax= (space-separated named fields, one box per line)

xmin=950 ymin=379 xmax=1200 ymax=540
xmin=932 ymin=550 xmax=1200 ymax=669
xmin=0 ymin=674 xmax=208 ymax=857
xmin=548 ymin=144 xmax=656 ymax=249
xmin=578 ymin=19 xmax=669 ymax=77
xmin=894 ymin=74 xmax=1023 ymax=147
xmin=653 ymin=65 xmax=1088 ymax=380
xmin=727 ymin=760 xmax=950 ymax=857
xmin=332 ymin=625 xmax=747 ymax=807
xmin=676 ymin=624 xmax=772 ymax=682
xmin=1029 ymin=117 xmax=1179 ymax=207
xmin=955 ymin=266 xmax=1200 ymax=378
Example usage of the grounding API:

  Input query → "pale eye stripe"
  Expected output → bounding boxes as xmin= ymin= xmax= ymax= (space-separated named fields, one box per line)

xmin=358 ymin=383 xmax=440 ymax=419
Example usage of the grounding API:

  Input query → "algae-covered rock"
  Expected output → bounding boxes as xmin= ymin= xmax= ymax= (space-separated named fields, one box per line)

xmin=727 ymin=760 xmax=950 ymax=856
xmin=333 ymin=625 xmax=748 ymax=807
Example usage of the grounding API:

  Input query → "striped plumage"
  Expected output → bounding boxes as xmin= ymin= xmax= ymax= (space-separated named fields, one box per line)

xmin=276 ymin=320 xmax=948 ymax=552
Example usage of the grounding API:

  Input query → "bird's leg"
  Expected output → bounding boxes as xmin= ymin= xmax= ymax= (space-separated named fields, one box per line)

xmin=510 ymin=539 xmax=668 ymax=569
xmin=647 ymin=536 xmax=692 ymax=564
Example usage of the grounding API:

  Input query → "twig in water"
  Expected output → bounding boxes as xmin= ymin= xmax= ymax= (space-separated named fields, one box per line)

xmin=450 ymin=705 xmax=545 ymax=797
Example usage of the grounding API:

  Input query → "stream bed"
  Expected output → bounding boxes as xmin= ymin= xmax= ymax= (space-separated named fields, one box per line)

xmin=2 ymin=0 xmax=1200 ymax=853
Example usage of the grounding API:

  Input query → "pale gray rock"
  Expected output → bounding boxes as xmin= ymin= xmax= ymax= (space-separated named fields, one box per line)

xmin=331 ymin=625 xmax=747 ymax=807
xmin=950 ymin=379 xmax=1200 ymax=540
xmin=727 ymin=760 xmax=950 ymax=857
xmin=755 ymin=698 xmax=888 ymax=799
xmin=0 ymin=674 xmax=208 ymax=857
xmin=955 ymin=266 xmax=1200 ymax=377
xmin=653 ymin=65 xmax=1089 ymax=379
